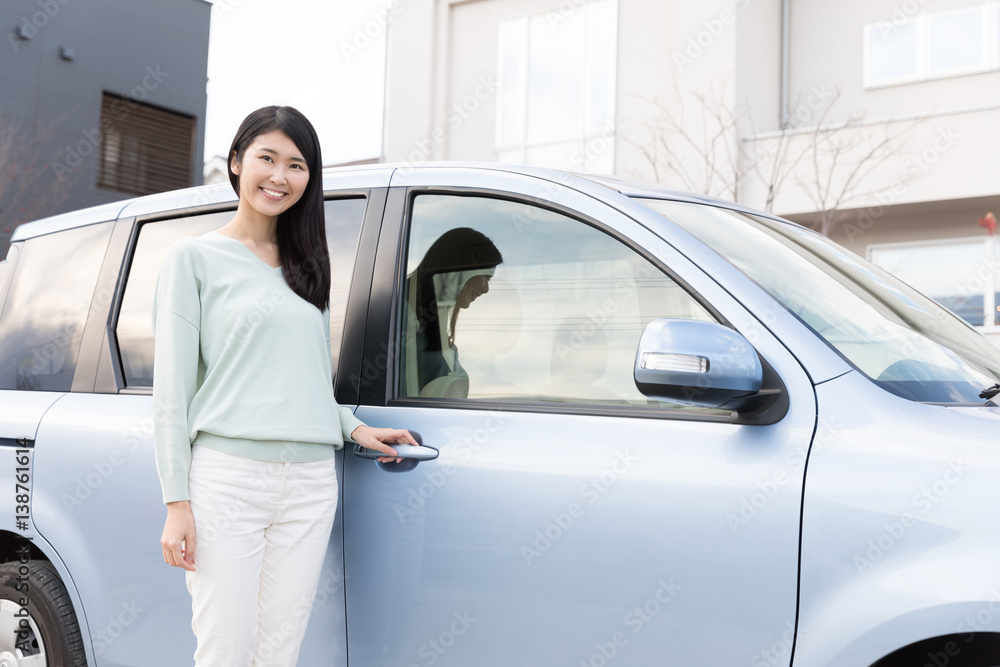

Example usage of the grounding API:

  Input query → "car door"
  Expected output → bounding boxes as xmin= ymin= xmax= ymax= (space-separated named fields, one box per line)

xmin=26 ymin=190 xmax=382 ymax=666
xmin=342 ymin=168 xmax=817 ymax=666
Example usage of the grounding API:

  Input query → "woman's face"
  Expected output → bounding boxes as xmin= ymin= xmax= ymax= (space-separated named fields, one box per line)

xmin=455 ymin=273 xmax=491 ymax=310
xmin=231 ymin=130 xmax=310 ymax=220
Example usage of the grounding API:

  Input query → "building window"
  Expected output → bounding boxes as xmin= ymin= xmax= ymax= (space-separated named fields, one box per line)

xmin=869 ymin=237 xmax=999 ymax=328
xmin=97 ymin=93 xmax=196 ymax=196
xmin=864 ymin=1 xmax=997 ymax=87
xmin=495 ymin=0 xmax=617 ymax=173
xmin=865 ymin=18 xmax=920 ymax=85
xmin=928 ymin=5 xmax=987 ymax=75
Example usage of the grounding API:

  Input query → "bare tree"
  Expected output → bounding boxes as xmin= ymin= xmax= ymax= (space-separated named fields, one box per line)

xmin=0 ymin=111 xmax=80 ymax=256
xmin=623 ymin=80 xmax=745 ymax=202
xmin=786 ymin=100 xmax=920 ymax=236
xmin=624 ymin=84 xmax=920 ymax=237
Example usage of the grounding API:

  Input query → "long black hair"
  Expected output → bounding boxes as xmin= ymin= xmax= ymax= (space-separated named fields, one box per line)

xmin=228 ymin=105 xmax=330 ymax=312
xmin=413 ymin=227 xmax=503 ymax=352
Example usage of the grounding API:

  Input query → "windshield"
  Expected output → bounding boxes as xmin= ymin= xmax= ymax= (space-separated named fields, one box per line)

xmin=637 ymin=198 xmax=1000 ymax=403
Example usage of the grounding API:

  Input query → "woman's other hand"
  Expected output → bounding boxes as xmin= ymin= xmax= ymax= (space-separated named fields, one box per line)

xmin=351 ymin=425 xmax=420 ymax=464
xmin=162 ymin=500 xmax=197 ymax=571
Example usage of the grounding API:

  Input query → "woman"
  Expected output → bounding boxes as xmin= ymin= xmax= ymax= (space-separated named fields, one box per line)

xmin=408 ymin=227 xmax=502 ymax=396
xmin=152 ymin=105 xmax=416 ymax=666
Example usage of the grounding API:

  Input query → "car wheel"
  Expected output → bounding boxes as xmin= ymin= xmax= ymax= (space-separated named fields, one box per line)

xmin=0 ymin=559 xmax=86 ymax=666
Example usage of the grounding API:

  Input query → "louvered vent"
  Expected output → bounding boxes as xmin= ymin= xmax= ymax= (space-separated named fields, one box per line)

xmin=97 ymin=93 xmax=195 ymax=195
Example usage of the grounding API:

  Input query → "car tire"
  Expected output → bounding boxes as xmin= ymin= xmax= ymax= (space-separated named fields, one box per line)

xmin=0 ymin=559 xmax=86 ymax=666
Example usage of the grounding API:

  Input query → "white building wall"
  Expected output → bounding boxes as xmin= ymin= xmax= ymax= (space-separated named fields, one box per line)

xmin=383 ymin=0 xmax=1000 ymax=334
xmin=740 ymin=0 xmax=1000 ymax=217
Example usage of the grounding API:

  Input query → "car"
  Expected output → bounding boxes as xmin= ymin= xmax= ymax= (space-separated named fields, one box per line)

xmin=1 ymin=162 xmax=1000 ymax=666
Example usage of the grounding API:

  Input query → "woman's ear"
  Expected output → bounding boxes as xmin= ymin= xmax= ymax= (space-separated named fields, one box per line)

xmin=230 ymin=150 xmax=240 ymax=175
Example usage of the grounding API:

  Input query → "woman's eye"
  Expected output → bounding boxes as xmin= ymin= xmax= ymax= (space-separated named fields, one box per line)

xmin=260 ymin=155 xmax=273 ymax=162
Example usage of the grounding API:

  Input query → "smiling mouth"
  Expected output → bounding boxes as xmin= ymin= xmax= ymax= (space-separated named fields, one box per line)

xmin=259 ymin=187 xmax=288 ymax=200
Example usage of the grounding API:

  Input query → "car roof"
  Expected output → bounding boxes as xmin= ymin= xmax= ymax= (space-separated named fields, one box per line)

xmin=10 ymin=161 xmax=779 ymax=242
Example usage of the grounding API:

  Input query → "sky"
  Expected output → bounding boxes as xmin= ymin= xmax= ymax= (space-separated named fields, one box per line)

xmin=204 ymin=0 xmax=388 ymax=166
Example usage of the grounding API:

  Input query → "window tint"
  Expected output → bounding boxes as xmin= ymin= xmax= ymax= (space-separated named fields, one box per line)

xmin=118 ymin=198 xmax=367 ymax=387
xmin=397 ymin=195 xmax=716 ymax=407
xmin=0 ymin=222 xmax=114 ymax=391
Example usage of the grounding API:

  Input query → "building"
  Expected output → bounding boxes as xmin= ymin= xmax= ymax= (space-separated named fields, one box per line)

xmin=0 ymin=0 xmax=211 ymax=256
xmin=382 ymin=0 xmax=1000 ymax=336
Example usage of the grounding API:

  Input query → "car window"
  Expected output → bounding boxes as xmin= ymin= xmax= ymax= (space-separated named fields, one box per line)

xmin=396 ymin=194 xmax=717 ymax=408
xmin=118 ymin=198 xmax=367 ymax=388
xmin=639 ymin=198 xmax=1000 ymax=403
xmin=0 ymin=222 xmax=114 ymax=391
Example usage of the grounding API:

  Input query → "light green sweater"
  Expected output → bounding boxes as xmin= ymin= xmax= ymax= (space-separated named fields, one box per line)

xmin=151 ymin=229 xmax=365 ymax=504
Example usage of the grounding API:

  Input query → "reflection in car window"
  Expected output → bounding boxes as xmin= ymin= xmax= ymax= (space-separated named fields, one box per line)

xmin=0 ymin=222 xmax=114 ymax=391
xmin=639 ymin=198 xmax=1000 ymax=403
xmin=119 ymin=198 xmax=367 ymax=387
xmin=397 ymin=194 xmax=716 ymax=407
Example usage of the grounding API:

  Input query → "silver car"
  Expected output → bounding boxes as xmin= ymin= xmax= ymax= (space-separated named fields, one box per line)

xmin=1 ymin=163 xmax=999 ymax=666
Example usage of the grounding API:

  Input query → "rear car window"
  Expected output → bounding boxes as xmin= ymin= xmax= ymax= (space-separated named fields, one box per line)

xmin=118 ymin=197 xmax=367 ymax=388
xmin=0 ymin=222 xmax=114 ymax=391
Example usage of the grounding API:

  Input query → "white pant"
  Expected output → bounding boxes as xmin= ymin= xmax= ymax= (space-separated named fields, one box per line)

xmin=185 ymin=444 xmax=338 ymax=667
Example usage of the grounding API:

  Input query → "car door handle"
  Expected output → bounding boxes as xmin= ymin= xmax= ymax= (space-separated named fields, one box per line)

xmin=353 ymin=443 xmax=439 ymax=461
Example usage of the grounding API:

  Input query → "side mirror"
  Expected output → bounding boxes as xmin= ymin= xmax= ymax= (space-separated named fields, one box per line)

xmin=634 ymin=319 xmax=763 ymax=410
